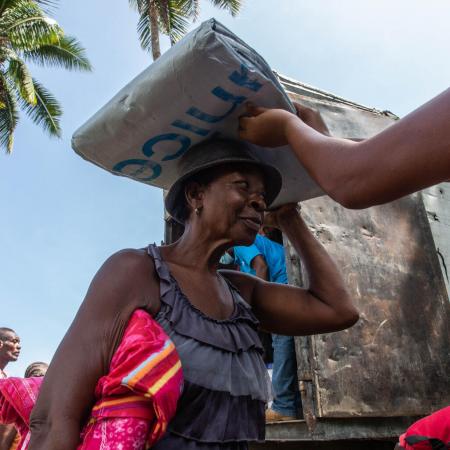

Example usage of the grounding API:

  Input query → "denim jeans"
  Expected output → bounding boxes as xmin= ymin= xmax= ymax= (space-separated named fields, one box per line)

xmin=271 ymin=334 xmax=301 ymax=417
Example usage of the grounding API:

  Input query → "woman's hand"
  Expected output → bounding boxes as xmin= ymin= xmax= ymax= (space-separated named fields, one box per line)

xmin=264 ymin=203 xmax=300 ymax=230
xmin=239 ymin=104 xmax=299 ymax=147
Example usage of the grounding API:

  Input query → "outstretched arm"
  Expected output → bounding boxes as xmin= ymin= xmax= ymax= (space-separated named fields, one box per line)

xmin=239 ymin=88 xmax=450 ymax=208
xmin=224 ymin=205 xmax=358 ymax=336
xmin=29 ymin=250 xmax=158 ymax=450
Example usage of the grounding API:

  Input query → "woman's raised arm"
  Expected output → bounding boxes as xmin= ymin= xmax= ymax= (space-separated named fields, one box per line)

xmin=29 ymin=249 xmax=158 ymax=450
xmin=225 ymin=205 xmax=358 ymax=336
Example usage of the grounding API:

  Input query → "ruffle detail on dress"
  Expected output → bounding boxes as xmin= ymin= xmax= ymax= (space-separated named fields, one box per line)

xmin=167 ymin=381 xmax=265 ymax=443
xmin=150 ymin=326 xmax=272 ymax=402
xmin=148 ymin=244 xmax=264 ymax=354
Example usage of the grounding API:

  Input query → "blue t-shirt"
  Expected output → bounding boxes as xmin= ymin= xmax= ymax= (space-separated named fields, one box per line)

xmin=234 ymin=234 xmax=288 ymax=284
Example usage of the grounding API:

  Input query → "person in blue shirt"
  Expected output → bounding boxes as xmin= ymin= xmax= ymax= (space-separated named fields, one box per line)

xmin=232 ymin=230 xmax=301 ymax=422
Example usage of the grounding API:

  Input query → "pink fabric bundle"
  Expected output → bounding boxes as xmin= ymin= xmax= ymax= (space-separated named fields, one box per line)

xmin=0 ymin=310 xmax=183 ymax=449
xmin=0 ymin=376 xmax=42 ymax=449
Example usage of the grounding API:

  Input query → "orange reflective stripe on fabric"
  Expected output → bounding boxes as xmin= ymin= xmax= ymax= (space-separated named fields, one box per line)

xmin=146 ymin=360 xmax=182 ymax=397
xmin=91 ymin=395 xmax=146 ymax=411
xmin=122 ymin=340 xmax=176 ymax=389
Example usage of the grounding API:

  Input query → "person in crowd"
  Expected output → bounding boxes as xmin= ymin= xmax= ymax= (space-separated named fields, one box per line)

xmin=239 ymin=88 xmax=450 ymax=209
xmin=0 ymin=328 xmax=21 ymax=450
xmin=0 ymin=329 xmax=21 ymax=380
xmin=29 ymin=138 xmax=358 ymax=450
xmin=24 ymin=363 xmax=48 ymax=379
xmin=1 ymin=311 xmax=183 ymax=450
xmin=394 ymin=405 xmax=450 ymax=450
xmin=0 ymin=363 xmax=47 ymax=449
xmin=230 ymin=226 xmax=301 ymax=422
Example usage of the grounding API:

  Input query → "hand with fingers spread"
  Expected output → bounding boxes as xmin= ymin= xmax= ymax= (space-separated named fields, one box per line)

xmin=239 ymin=103 xmax=299 ymax=147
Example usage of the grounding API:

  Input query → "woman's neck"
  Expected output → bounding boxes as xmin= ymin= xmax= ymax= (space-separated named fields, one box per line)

xmin=163 ymin=225 xmax=231 ymax=273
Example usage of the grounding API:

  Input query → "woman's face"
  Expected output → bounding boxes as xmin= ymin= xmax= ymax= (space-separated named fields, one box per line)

xmin=193 ymin=165 xmax=267 ymax=246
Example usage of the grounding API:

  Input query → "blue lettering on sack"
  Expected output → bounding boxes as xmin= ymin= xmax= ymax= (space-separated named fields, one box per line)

xmin=113 ymin=64 xmax=264 ymax=182
xmin=186 ymin=87 xmax=246 ymax=123
xmin=142 ymin=133 xmax=191 ymax=161
xmin=172 ymin=120 xmax=210 ymax=137
xmin=112 ymin=158 xmax=161 ymax=182
xmin=229 ymin=64 xmax=263 ymax=92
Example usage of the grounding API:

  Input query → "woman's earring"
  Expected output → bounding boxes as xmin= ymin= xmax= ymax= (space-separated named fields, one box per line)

xmin=195 ymin=207 xmax=201 ymax=215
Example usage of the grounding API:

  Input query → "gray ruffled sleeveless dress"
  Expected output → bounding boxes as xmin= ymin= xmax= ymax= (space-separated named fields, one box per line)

xmin=148 ymin=244 xmax=271 ymax=450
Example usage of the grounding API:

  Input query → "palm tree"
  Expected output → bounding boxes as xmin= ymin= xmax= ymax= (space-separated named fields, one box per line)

xmin=0 ymin=0 xmax=92 ymax=153
xmin=129 ymin=0 xmax=242 ymax=60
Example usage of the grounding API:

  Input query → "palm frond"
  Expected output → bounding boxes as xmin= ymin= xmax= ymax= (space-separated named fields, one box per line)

xmin=4 ymin=48 xmax=36 ymax=104
xmin=208 ymin=0 xmax=242 ymax=16
xmin=34 ymin=0 xmax=58 ymax=6
xmin=0 ymin=0 xmax=18 ymax=17
xmin=158 ymin=0 xmax=191 ymax=44
xmin=0 ymin=72 xmax=19 ymax=153
xmin=23 ymin=35 xmax=92 ymax=71
xmin=155 ymin=0 xmax=170 ymax=31
xmin=136 ymin=9 xmax=151 ymax=52
xmin=32 ymin=0 xmax=58 ymax=14
xmin=177 ymin=0 xmax=200 ymax=21
xmin=128 ymin=0 xmax=145 ymax=12
xmin=21 ymin=78 xmax=61 ymax=137
xmin=3 ymin=2 xmax=62 ymax=51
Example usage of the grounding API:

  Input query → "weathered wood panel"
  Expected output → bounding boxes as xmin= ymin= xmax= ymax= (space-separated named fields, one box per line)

xmin=299 ymin=194 xmax=450 ymax=417
xmin=263 ymin=416 xmax=416 ymax=442
xmin=283 ymin=235 xmax=318 ymax=432
xmin=423 ymin=184 xmax=450 ymax=298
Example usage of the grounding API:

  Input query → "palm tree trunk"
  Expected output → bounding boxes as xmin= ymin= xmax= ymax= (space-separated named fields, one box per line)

xmin=149 ymin=1 xmax=161 ymax=60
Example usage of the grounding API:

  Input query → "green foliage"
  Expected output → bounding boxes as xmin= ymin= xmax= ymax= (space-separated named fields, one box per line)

xmin=130 ymin=0 xmax=243 ymax=56
xmin=0 ymin=72 xmax=19 ymax=152
xmin=0 ymin=0 xmax=92 ymax=153
xmin=207 ymin=0 xmax=241 ymax=17
xmin=20 ymin=78 xmax=61 ymax=137
xmin=23 ymin=36 xmax=92 ymax=71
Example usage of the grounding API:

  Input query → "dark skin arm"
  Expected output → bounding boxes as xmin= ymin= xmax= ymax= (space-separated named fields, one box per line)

xmin=0 ymin=424 xmax=17 ymax=450
xmin=251 ymin=254 xmax=269 ymax=281
xmin=29 ymin=249 xmax=159 ymax=450
xmin=239 ymin=88 xmax=450 ymax=208
xmin=223 ymin=205 xmax=358 ymax=335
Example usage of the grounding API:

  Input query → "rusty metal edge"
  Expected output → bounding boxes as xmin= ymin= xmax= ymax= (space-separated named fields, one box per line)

xmin=275 ymin=71 xmax=399 ymax=119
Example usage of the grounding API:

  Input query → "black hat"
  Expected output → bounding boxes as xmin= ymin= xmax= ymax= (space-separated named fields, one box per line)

xmin=165 ymin=138 xmax=282 ymax=224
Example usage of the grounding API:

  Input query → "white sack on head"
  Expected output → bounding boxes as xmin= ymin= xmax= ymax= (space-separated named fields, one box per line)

xmin=71 ymin=18 xmax=319 ymax=206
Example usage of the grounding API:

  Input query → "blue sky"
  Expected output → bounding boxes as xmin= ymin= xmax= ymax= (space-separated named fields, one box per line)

xmin=1 ymin=0 xmax=449 ymax=376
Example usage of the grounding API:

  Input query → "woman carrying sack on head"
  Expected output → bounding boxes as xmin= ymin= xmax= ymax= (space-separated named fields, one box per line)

xmin=29 ymin=138 xmax=358 ymax=450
